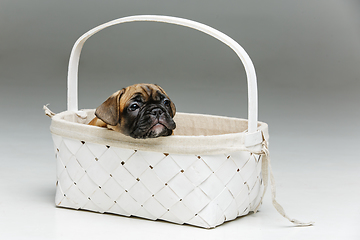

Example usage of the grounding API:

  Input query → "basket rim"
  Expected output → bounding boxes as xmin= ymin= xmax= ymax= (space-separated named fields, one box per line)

xmin=50 ymin=110 xmax=269 ymax=155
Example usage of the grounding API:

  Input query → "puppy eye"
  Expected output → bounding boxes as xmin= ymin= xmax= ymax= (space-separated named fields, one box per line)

xmin=129 ymin=103 xmax=140 ymax=111
xmin=163 ymin=99 xmax=170 ymax=106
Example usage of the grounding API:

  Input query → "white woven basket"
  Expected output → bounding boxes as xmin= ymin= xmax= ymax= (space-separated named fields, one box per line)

xmin=46 ymin=15 xmax=311 ymax=228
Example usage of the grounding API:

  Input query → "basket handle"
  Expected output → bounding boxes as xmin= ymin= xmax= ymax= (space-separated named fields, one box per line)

xmin=67 ymin=15 xmax=260 ymax=137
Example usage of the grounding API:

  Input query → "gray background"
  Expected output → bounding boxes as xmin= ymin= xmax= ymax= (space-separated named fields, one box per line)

xmin=1 ymin=0 xmax=359 ymax=239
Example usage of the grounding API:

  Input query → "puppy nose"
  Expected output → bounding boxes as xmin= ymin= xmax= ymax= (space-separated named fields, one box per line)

xmin=150 ymin=108 xmax=163 ymax=117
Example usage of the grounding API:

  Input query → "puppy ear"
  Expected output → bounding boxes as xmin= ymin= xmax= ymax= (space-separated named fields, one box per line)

xmin=95 ymin=89 xmax=125 ymax=126
xmin=155 ymin=84 xmax=176 ymax=117
xmin=168 ymin=95 xmax=176 ymax=118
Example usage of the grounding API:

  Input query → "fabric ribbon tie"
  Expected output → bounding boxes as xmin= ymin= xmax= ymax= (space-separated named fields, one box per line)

xmin=253 ymin=133 xmax=314 ymax=227
xmin=43 ymin=104 xmax=55 ymax=118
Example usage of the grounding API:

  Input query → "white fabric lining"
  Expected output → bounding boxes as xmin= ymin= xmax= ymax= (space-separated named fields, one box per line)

xmin=50 ymin=109 xmax=269 ymax=155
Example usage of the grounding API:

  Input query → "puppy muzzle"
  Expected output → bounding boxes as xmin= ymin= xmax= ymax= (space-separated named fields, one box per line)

xmin=130 ymin=105 xmax=176 ymax=138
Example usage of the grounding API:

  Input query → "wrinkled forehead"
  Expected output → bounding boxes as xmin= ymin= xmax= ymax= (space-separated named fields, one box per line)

xmin=120 ymin=84 xmax=167 ymax=107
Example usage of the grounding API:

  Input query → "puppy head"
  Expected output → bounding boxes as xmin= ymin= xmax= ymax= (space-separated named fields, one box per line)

xmin=95 ymin=83 xmax=176 ymax=139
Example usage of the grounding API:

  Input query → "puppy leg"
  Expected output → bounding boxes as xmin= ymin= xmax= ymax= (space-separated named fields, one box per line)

xmin=88 ymin=117 xmax=108 ymax=128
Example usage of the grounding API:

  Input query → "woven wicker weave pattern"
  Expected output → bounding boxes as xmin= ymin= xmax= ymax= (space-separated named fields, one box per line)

xmin=52 ymin=135 xmax=264 ymax=228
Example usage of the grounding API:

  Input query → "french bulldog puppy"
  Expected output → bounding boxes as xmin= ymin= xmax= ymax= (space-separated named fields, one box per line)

xmin=89 ymin=83 xmax=176 ymax=139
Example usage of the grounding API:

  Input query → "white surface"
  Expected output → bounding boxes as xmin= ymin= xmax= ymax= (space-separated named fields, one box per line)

xmin=1 ymin=126 xmax=359 ymax=239
xmin=1 ymin=1 xmax=359 ymax=239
